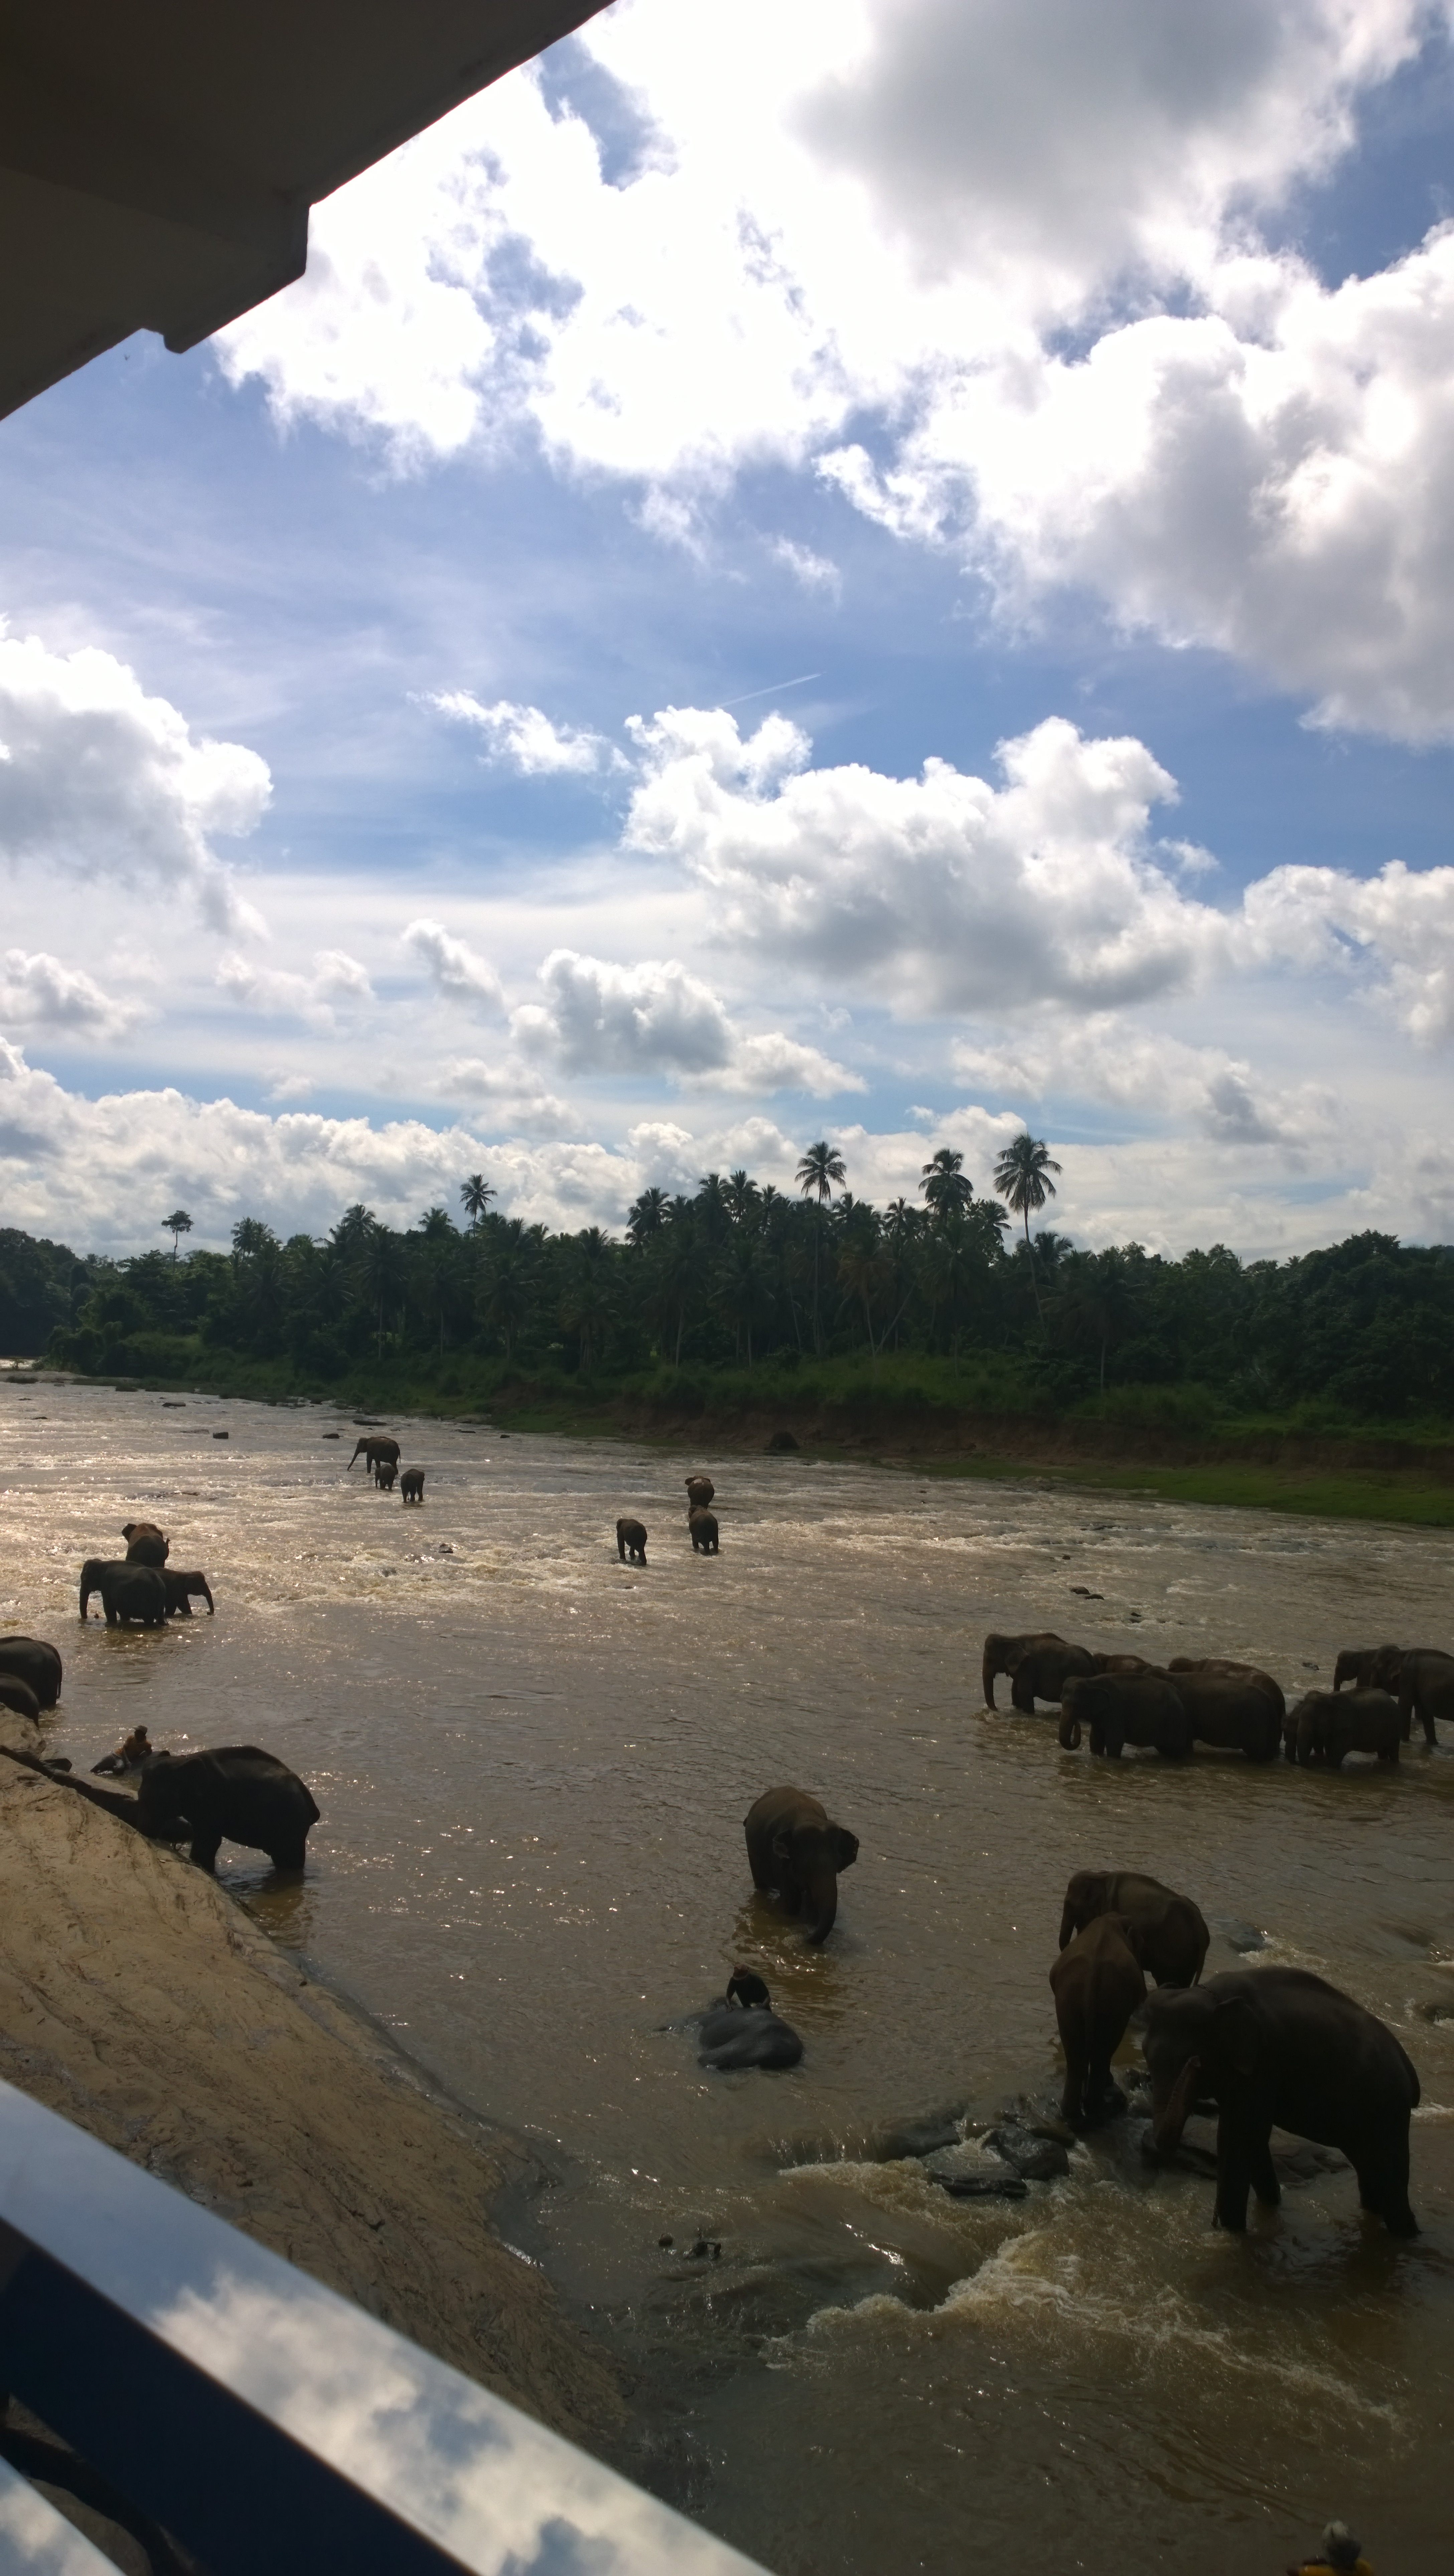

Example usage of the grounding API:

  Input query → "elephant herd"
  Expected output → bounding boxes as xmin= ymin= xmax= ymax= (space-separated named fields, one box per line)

xmin=348 ymin=1435 xmax=425 ymax=1502
xmin=983 ymin=1627 xmax=1450 ymax=1768
xmin=1052 ymin=1868 xmax=1419 ymax=2236
xmin=616 ymin=1472 xmax=722 ymax=1565
xmin=78 ymin=1521 xmax=215 ymax=1628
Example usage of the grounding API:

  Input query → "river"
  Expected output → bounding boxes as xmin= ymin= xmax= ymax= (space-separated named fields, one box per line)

xmin=3 ymin=1370 xmax=1452 ymax=2574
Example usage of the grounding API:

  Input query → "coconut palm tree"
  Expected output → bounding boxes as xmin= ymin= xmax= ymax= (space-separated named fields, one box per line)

xmin=919 ymin=1148 xmax=973 ymax=1225
xmin=795 ymin=1139 xmax=846 ymax=1352
xmin=626 ymin=1186 xmax=669 ymax=1245
xmin=715 ymin=1237 xmax=775 ymax=1367
xmin=724 ymin=1168 xmax=761 ymax=1230
xmin=460 ymin=1174 xmax=495 ymax=1231
xmin=992 ymin=1132 xmax=1062 ymax=1326
xmin=161 ymin=1209 xmax=192 ymax=1263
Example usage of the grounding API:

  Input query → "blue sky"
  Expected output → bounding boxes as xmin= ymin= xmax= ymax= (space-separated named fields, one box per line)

xmin=5 ymin=0 xmax=1454 ymax=1256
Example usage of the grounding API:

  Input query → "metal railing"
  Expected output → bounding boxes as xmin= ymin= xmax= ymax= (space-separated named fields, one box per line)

xmin=0 ymin=2079 xmax=768 ymax=2575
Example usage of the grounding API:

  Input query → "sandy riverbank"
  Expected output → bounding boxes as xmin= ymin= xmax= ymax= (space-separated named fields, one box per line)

xmin=0 ymin=1716 xmax=621 ymax=2454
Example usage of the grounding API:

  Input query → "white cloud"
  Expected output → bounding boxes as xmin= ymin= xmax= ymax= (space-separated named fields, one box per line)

xmin=429 ymin=692 xmax=622 ymax=776
xmin=401 ymin=917 xmax=503 ymax=1009
xmin=626 ymin=706 xmax=1225 ymax=1012
xmin=432 ymin=1053 xmax=571 ymax=1135
xmin=510 ymin=946 xmax=862 ymax=1093
xmin=216 ymin=948 xmax=374 ymax=1029
xmin=208 ymin=0 xmax=1454 ymax=737
xmin=0 ymin=949 xmax=144 ymax=1043
xmin=953 ymin=1017 xmax=1339 ymax=1150
xmin=1240 ymin=856 xmax=1454 ymax=1039
xmin=0 ymin=629 xmax=271 ymax=932
xmin=769 ymin=537 xmax=842 ymax=597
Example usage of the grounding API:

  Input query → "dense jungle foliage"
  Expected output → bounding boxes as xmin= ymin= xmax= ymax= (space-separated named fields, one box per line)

xmin=14 ymin=1151 xmax=1454 ymax=1434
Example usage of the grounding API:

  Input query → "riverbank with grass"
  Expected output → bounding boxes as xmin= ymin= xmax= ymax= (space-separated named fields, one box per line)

xmin=15 ymin=1344 xmax=1454 ymax=1525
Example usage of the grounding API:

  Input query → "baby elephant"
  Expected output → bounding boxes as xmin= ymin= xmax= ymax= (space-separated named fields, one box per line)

xmin=1287 ymin=1688 xmax=1400 ymax=1768
xmin=0 ymin=1675 xmax=42 ymax=1726
xmin=1050 ymin=1913 xmax=1149 ymax=2128
xmin=616 ymin=1517 xmax=648 ymax=1564
xmin=697 ymin=1969 xmax=804 ymax=2071
xmin=161 ymin=1569 xmax=214 ymax=1617
xmin=745 ymin=1785 xmax=858 ymax=1944
xmin=374 ymin=1459 xmax=397 ymax=1492
xmin=400 ymin=1467 xmax=425 ymax=1504
xmin=689 ymin=1507 xmax=719 ymax=1553
xmin=685 ymin=1473 xmax=715 ymax=1512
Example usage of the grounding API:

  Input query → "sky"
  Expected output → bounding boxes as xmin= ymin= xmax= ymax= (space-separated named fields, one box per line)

xmin=5 ymin=0 xmax=1454 ymax=1259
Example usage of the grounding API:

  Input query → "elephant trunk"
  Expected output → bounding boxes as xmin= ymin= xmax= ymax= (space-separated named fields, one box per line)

xmin=803 ymin=1875 xmax=838 ymax=1944
xmin=1058 ymin=1709 xmax=1081 ymax=1750
xmin=1149 ymin=2053 xmax=1202 ymax=2159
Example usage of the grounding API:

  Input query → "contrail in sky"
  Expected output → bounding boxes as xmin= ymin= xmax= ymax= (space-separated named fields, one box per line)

xmin=718 ymin=672 xmax=822 ymax=708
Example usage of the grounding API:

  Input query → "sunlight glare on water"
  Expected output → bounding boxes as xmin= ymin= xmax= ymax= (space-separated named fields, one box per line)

xmin=4 ymin=1373 xmax=1453 ymax=2574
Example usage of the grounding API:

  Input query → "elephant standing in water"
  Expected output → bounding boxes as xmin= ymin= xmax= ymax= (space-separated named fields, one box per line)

xmin=79 ymin=1561 xmax=168 ymax=1626
xmin=1286 ymin=1688 xmax=1400 ymax=1767
xmin=982 ymin=1630 xmax=1095 ymax=1712
xmin=400 ymin=1468 xmax=425 ymax=1504
xmin=375 ymin=1459 xmax=397 ymax=1491
xmin=616 ymin=1517 xmax=648 ymax=1563
xmin=1058 ymin=1870 xmax=1209 ymax=1987
xmin=1143 ymin=1966 xmax=1420 ymax=2234
xmin=696 ymin=1970 xmax=804 ymax=2070
xmin=161 ymin=1569 xmax=214 ymax=1616
xmin=135 ymin=1746 xmax=319 ymax=1873
xmin=348 ymin=1436 xmax=400 ymax=1475
xmin=744 ymin=1786 xmax=858 ymax=1944
xmin=1058 ymin=1672 xmax=1191 ymax=1759
xmin=689 ymin=1508 xmax=719 ymax=1554
xmin=122 ymin=1521 xmax=170 ymax=1566
xmin=685 ymin=1474 xmax=715 ymax=1512
xmin=1050 ymin=1913 xmax=1148 ymax=2128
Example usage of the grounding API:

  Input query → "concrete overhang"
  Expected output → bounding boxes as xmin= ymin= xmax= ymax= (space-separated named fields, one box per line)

xmin=0 ymin=0 xmax=608 ymax=422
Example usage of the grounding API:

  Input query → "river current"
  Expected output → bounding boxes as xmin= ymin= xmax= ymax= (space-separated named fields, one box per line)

xmin=3 ymin=1371 xmax=1452 ymax=2574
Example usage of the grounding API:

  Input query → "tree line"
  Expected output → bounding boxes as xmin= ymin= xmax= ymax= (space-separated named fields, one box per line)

xmin=10 ymin=1136 xmax=1454 ymax=1426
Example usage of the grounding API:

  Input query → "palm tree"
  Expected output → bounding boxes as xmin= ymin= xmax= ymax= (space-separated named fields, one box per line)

xmin=919 ymin=1149 xmax=973 ymax=1225
xmin=715 ymin=1237 xmax=775 ymax=1367
xmin=161 ymin=1209 xmax=192 ymax=1263
xmin=992 ymin=1132 xmax=1062 ymax=1326
xmin=478 ymin=1254 xmax=532 ymax=1358
xmin=644 ymin=1228 xmax=700 ymax=1366
xmin=460 ymin=1174 xmax=495 ymax=1231
xmin=725 ymin=1168 xmax=761 ymax=1230
xmin=357 ymin=1226 xmax=405 ymax=1361
xmin=627 ymin=1186 xmax=670 ymax=1244
xmin=795 ymin=1139 xmax=846 ymax=1352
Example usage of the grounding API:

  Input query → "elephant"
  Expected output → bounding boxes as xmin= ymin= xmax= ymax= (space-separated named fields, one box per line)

xmin=374 ymin=1459 xmax=397 ymax=1492
xmin=744 ymin=1785 xmax=859 ymax=1944
xmin=984 ymin=1631 xmax=1097 ymax=1714
xmin=1168 ymin=1655 xmax=1286 ymax=1725
xmin=1164 ymin=1670 xmax=1281 ymax=1761
xmin=348 ymin=1436 xmax=400 ymax=1474
xmin=1058 ymin=1671 xmax=1192 ymax=1760
xmin=1142 ymin=1966 xmax=1420 ymax=2235
xmin=689 ymin=1507 xmax=720 ymax=1554
xmin=134 ymin=1745 xmax=320 ymax=1873
xmin=161 ymin=1569 xmax=214 ymax=1617
xmin=685 ymin=1474 xmax=715 ymax=1511
xmin=0 ymin=1637 xmax=61 ymax=1708
xmin=616 ymin=1517 xmax=648 ymax=1564
xmin=1333 ymin=1645 xmax=1402 ymax=1692
xmin=93 ymin=1725 xmax=154 ymax=1776
xmin=78 ymin=1561 xmax=168 ymax=1627
xmin=1287 ymin=1688 xmax=1400 ymax=1768
xmin=1392 ymin=1646 xmax=1454 ymax=1746
xmin=1058 ymin=1868 xmax=1209 ymax=1988
xmin=696 ymin=1969 xmax=804 ymax=2071
xmin=400 ymin=1468 xmax=425 ymax=1504
xmin=1089 ymin=1651 xmax=1158 ymax=1677
xmin=1050 ymin=1912 xmax=1149 ymax=2127
xmin=0 ymin=1675 xmax=41 ymax=1726
xmin=122 ymin=1521 xmax=170 ymax=1567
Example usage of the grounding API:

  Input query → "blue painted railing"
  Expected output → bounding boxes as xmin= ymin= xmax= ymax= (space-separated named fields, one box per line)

xmin=0 ymin=2079 xmax=768 ymax=2575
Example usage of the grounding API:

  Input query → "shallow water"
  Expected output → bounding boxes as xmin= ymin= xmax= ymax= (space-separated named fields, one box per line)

xmin=3 ymin=1370 xmax=1453 ymax=2574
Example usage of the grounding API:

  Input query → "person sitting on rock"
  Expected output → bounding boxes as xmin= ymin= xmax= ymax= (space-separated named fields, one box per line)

xmin=1287 ymin=2521 xmax=1372 ymax=2576
xmin=92 ymin=1725 xmax=153 ymax=1777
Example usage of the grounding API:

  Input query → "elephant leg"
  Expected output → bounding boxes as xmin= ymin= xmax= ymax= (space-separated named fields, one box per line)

xmin=1419 ymin=1705 xmax=1437 ymax=1747
xmin=747 ymin=1855 xmax=773 ymax=1891
xmin=1250 ymin=2139 xmax=1281 ymax=2208
xmin=268 ymin=1840 xmax=308 ymax=1872
xmin=779 ymin=1882 xmax=804 ymax=1916
xmin=1088 ymin=2051 xmax=1125 ymax=2123
xmin=174 ymin=1598 xmax=193 ymax=1617
xmin=1010 ymin=1673 xmax=1035 ymax=1714
xmin=188 ymin=1829 xmax=223 ymax=1873
xmin=1213 ymin=2122 xmax=1255 ymax=2230
xmin=1357 ymin=2145 xmax=1417 ymax=2236
xmin=1059 ymin=2043 xmax=1087 ymax=2127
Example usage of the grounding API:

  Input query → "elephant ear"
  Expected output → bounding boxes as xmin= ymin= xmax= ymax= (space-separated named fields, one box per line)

xmin=1212 ymin=1994 xmax=1260 ymax=2080
xmin=769 ymin=1825 xmax=794 ymax=1864
xmin=829 ymin=1826 xmax=859 ymax=1872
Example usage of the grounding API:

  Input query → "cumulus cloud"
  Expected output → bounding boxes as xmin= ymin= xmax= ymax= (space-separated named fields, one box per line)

xmin=1240 ymin=857 xmax=1454 ymax=1039
xmin=432 ymin=1053 xmax=571 ymax=1134
xmin=429 ymin=692 xmax=623 ymax=776
xmin=0 ymin=950 xmax=144 ymax=1043
xmin=401 ymin=917 xmax=503 ymax=1008
xmin=208 ymin=0 xmax=1454 ymax=736
xmin=625 ymin=705 xmax=1227 ymax=1012
xmin=0 ymin=629 xmax=271 ymax=932
xmin=953 ymin=1017 xmax=1339 ymax=1151
xmin=216 ymin=948 xmax=374 ymax=1029
xmin=511 ymin=947 xmax=862 ymax=1093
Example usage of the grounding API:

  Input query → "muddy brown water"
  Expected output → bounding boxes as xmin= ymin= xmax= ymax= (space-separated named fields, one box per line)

xmin=3 ymin=1372 xmax=1453 ymax=2574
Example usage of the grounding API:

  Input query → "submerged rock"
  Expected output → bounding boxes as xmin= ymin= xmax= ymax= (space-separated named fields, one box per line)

xmin=983 ymin=2125 xmax=1071 ymax=2181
